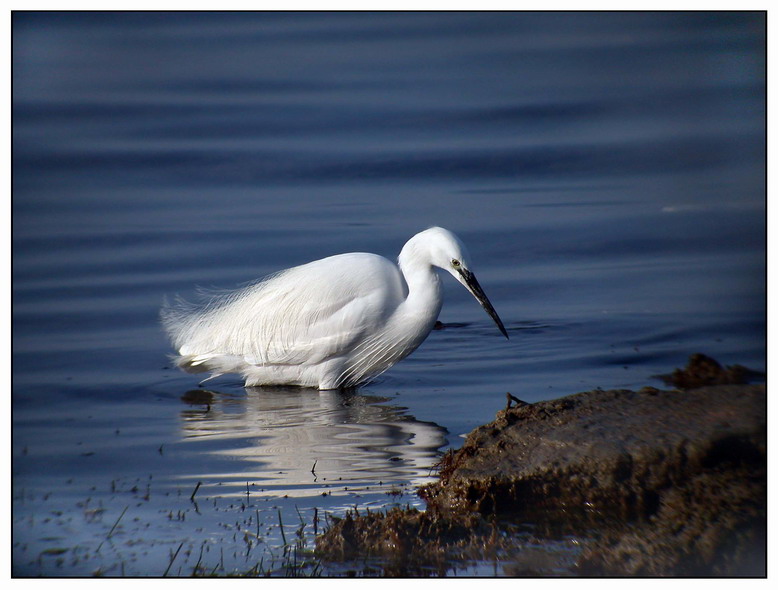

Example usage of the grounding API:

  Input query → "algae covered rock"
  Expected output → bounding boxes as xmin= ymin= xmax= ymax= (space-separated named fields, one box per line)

xmin=317 ymin=379 xmax=766 ymax=576
xmin=420 ymin=385 xmax=765 ymax=522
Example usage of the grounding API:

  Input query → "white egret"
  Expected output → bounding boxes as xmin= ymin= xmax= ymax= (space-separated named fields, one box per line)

xmin=161 ymin=227 xmax=508 ymax=390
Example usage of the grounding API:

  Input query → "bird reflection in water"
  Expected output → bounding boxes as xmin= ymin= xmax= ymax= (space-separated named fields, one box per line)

xmin=177 ymin=387 xmax=448 ymax=499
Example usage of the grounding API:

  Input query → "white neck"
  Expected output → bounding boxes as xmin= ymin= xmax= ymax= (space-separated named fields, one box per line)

xmin=395 ymin=243 xmax=444 ymax=343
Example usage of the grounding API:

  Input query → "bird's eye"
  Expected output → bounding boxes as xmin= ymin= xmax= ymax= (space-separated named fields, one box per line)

xmin=451 ymin=259 xmax=461 ymax=268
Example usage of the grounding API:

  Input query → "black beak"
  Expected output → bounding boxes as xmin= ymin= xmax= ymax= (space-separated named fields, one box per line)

xmin=458 ymin=268 xmax=509 ymax=339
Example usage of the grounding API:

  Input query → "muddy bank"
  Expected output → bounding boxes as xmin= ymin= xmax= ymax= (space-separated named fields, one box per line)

xmin=317 ymin=359 xmax=766 ymax=576
xmin=421 ymin=384 xmax=765 ymax=520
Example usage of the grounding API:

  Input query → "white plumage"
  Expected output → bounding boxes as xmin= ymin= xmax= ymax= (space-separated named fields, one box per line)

xmin=161 ymin=227 xmax=507 ymax=390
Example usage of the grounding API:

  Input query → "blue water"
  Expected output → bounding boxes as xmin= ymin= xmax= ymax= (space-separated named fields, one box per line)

xmin=12 ymin=12 xmax=765 ymax=576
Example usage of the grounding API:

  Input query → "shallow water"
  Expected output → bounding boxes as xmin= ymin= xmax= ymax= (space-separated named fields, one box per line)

xmin=12 ymin=12 xmax=765 ymax=576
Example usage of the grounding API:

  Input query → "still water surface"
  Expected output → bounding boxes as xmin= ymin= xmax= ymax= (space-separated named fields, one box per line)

xmin=12 ymin=12 xmax=765 ymax=576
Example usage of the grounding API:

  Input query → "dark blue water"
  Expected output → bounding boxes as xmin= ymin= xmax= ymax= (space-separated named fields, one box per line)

xmin=12 ymin=12 xmax=765 ymax=576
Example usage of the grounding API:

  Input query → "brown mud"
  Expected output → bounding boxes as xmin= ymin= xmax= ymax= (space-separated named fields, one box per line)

xmin=316 ymin=356 xmax=766 ymax=576
xmin=655 ymin=352 xmax=765 ymax=390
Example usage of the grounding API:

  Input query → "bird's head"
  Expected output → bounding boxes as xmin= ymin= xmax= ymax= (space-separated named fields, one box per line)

xmin=402 ymin=227 xmax=509 ymax=339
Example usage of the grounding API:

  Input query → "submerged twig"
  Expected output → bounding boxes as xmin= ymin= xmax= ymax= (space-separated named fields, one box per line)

xmin=505 ymin=392 xmax=529 ymax=410
xmin=106 ymin=506 xmax=128 ymax=539
xmin=96 ymin=506 xmax=128 ymax=552
xmin=163 ymin=542 xmax=184 ymax=577
xmin=190 ymin=481 xmax=202 ymax=503
xmin=278 ymin=509 xmax=288 ymax=547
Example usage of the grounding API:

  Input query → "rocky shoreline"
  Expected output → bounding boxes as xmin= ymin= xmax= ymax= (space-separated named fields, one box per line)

xmin=316 ymin=356 xmax=766 ymax=576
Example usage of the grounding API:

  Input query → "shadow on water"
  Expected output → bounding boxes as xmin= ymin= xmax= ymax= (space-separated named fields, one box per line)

xmin=13 ymin=384 xmax=450 ymax=577
xmin=176 ymin=386 xmax=449 ymax=498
